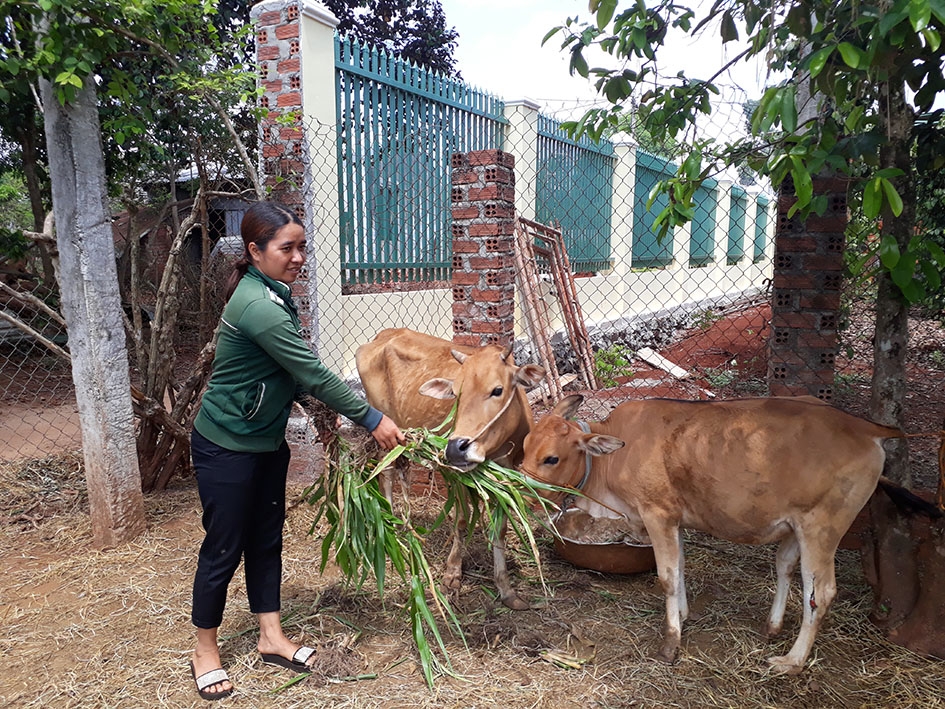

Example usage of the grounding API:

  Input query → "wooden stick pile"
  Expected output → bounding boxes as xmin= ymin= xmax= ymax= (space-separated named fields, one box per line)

xmin=514 ymin=217 xmax=597 ymax=392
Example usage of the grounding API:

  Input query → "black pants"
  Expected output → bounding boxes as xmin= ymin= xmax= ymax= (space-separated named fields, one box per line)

xmin=190 ymin=428 xmax=290 ymax=629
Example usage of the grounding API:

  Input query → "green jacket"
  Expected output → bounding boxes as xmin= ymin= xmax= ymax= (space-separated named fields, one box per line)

xmin=193 ymin=266 xmax=381 ymax=452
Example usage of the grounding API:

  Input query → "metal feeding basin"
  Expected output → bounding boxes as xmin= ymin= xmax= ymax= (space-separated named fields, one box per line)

xmin=551 ymin=508 xmax=656 ymax=575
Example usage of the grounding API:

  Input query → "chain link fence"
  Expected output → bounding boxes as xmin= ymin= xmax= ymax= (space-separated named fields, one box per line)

xmin=1 ymin=69 xmax=943 ymax=492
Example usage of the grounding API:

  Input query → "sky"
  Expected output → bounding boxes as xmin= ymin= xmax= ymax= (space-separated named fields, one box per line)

xmin=439 ymin=0 xmax=775 ymax=118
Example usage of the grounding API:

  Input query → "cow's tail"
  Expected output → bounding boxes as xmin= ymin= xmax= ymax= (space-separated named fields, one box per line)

xmin=894 ymin=426 xmax=945 ymax=512
xmin=876 ymin=477 xmax=944 ymax=519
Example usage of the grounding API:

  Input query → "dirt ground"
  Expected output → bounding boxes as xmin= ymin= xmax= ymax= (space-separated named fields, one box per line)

xmin=2 ymin=304 xmax=945 ymax=708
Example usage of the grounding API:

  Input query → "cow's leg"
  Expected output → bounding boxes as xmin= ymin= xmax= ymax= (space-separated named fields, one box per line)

xmin=491 ymin=516 xmax=530 ymax=610
xmin=766 ymin=533 xmax=800 ymax=637
xmin=767 ymin=538 xmax=838 ymax=675
xmin=646 ymin=517 xmax=684 ymax=663
xmin=676 ymin=528 xmax=689 ymax=622
xmin=443 ymin=512 xmax=467 ymax=596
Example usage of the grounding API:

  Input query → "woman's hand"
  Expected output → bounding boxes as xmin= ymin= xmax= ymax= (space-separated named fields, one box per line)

xmin=371 ymin=414 xmax=405 ymax=451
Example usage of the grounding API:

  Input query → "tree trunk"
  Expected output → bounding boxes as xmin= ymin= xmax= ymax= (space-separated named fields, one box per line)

xmin=39 ymin=69 xmax=146 ymax=547
xmin=860 ymin=76 xmax=945 ymax=656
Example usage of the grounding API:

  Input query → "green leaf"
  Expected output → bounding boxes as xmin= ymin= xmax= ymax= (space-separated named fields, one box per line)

xmin=720 ymin=10 xmax=739 ymax=43
xmin=863 ymin=178 xmax=882 ymax=219
xmin=879 ymin=234 xmax=901 ymax=269
xmin=596 ymin=0 xmax=617 ymax=29
xmin=880 ymin=178 xmax=904 ymax=216
xmin=922 ymin=27 xmax=942 ymax=51
xmin=837 ymin=42 xmax=861 ymax=68
xmin=910 ymin=0 xmax=932 ymax=31
xmin=781 ymin=85 xmax=797 ymax=132
xmin=920 ymin=260 xmax=942 ymax=291
xmin=807 ymin=46 xmax=834 ymax=78
xmin=927 ymin=240 xmax=945 ymax=268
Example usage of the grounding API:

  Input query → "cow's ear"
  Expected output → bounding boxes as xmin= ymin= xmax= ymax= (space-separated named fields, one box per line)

xmin=514 ymin=363 xmax=546 ymax=388
xmin=450 ymin=349 xmax=468 ymax=364
xmin=580 ymin=434 xmax=625 ymax=457
xmin=553 ymin=394 xmax=583 ymax=418
xmin=419 ymin=378 xmax=456 ymax=400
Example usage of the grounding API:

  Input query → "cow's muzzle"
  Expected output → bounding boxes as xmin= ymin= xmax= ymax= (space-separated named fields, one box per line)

xmin=445 ymin=437 xmax=482 ymax=471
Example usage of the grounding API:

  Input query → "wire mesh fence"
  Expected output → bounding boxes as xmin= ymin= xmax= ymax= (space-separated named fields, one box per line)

xmin=1 ymin=40 xmax=943 ymax=495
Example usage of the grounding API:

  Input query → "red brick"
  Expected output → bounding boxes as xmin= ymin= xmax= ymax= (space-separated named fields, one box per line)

xmin=803 ymin=214 xmax=847 ymax=232
xmin=451 ymin=206 xmax=479 ymax=220
xmin=471 ymin=320 xmax=513 ymax=334
xmin=470 ymin=288 xmax=509 ymax=302
xmin=802 ymin=254 xmax=844 ymax=271
xmin=799 ymin=292 xmax=841 ymax=310
xmin=275 ymin=23 xmax=299 ymax=40
xmin=280 ymin=126 xmax=303 ymax=141
xmin=774 ymin=236 xmax=818 ymax=252
xmin=811 ymin=176 xmax=848 ymax=194
xmin=452 ymin=239 xmax=481 ymax=254
xmin=452 ymin=170 xmax=480 ymax=185
xmin=469 ymin=223 xmax=501 ymax=237
xmin=769 ymin=382 xmax=811 ymax=397
xmin=772 ymin=311 xmax=819 ymax=329
xmin=485 ymin=236 xmax=514 ymax=252
xmin=468 ymin=149 xmax=513 ymax=167
xmin=483 ymin=166 xmax=514 ymax=184
xmin=257 ymin=10 xmax=282 ymax=25
xmin=276 ymin=92 xmax=302 ymax=107
xmin=452 ymin=302 xmax=479 ymax=318
xmin=452 ymin=334 xmax=481 ymax=347
xmin=277 ymin=58 xmax=300 ymax=73
xmin=258 ymin=45 xmax=280 ymax=61
xmin=451 ymin=271 xmax=479 ymax=286
xmin=772 ymin=273 xmax=816 ymax=289
xmin=262 ymin=144 xmax=285 ymax=157
xmin=263 ymin=79 xmax=283 ymax=93
xmin=469 ymin=256 xmax=508 ymax=270
xmin=797 ymin=331 xmax=839 ymax=349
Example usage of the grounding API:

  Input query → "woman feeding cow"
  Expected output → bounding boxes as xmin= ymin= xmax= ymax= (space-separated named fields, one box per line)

xmin=187 ymin=200 xmax=404 ymax=701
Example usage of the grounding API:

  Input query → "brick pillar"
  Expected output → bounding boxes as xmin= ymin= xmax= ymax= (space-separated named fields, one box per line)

xmin=768 ymin=177 xmax=847 ymax=401
xmin=449 ymin=150 xmax=517 ymax=347
xmin=252 ymin=0 xmax=319 ymax=479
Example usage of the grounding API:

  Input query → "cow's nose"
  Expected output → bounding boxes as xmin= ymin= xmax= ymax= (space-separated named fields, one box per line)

xmin=445 ymin=437 xmax=475 ymax=469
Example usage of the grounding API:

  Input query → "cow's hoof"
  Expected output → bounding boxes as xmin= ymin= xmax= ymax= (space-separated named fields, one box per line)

xmin=442 ymin=570 xmax=462 ymax=593
xmin=766 ymin=655 xmax=804 ymax=675
xmin=501 ymin=594 xmax=531 ymax=611
xmin=656 ymin=644 xmax=679 ymax=664
xmin=764 ymin=621 xmax=783 ymax=638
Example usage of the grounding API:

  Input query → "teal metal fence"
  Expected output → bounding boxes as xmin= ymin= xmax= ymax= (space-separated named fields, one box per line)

xmin=690 ymin=178 xmax=718 ymax=267
xmin=632 ymin=150 xmax=674 ymax=268
xmin=335 ymin=36 xmax=506 ymax=286
xmin=727 ymin=185 xmax=748 ymax=265
xmin=535 ymin=114 xmax=616 ymax=273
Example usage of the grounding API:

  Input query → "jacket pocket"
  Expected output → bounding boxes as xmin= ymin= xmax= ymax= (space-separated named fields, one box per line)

xmin=244 ymin=382 xmax=266 ymax=420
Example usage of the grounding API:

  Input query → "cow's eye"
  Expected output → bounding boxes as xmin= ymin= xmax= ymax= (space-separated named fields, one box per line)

xmin=543 ymin=456 xmax=558 ymax=466
xmin=490 ymin=386 xmax=503 ymax=397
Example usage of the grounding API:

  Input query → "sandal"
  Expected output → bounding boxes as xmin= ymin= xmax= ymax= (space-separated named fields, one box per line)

xmin=260 ymin=645 xmax=316 ymax=673
xmin=190 ymin=660 xmax=233 ymax=701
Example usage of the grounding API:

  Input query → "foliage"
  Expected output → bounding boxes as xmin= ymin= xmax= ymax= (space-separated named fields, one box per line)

xmin=323 ymin=0 xmax=460 ymax=76
xmin=545 ymin=0 xmax=945 ymax=303
xmin=305 ymin=420 xmax=564 ymax=687
xmin=593 ymin=343 xmax=636 ymax=387
xmin=0 ymin=171 xmax=31 ymax=231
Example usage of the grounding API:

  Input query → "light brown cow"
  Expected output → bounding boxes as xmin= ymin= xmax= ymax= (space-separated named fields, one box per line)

xmin=520 ymin=394 xmax=909 ymax=674
xmin=355 ymin=328 xmax=544 ymax=609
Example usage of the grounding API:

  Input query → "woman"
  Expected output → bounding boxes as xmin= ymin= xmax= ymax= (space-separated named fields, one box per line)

xmin=188 ymin=201 xmax=404 ymax=701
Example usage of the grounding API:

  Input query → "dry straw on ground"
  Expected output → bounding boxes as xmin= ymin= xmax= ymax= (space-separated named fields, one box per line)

xmin=1 ymin=451 xmax=944 ymax=708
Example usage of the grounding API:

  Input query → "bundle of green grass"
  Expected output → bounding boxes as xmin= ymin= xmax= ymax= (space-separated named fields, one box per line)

xmin=303 ymin=422 xmax=564 ymax=687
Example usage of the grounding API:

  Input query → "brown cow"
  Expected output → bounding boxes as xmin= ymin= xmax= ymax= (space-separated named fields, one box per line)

xmin=520 ymin=394 xmax=910 ymax=674
xmin=355 ymin=328 xmax=544 ymax=609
